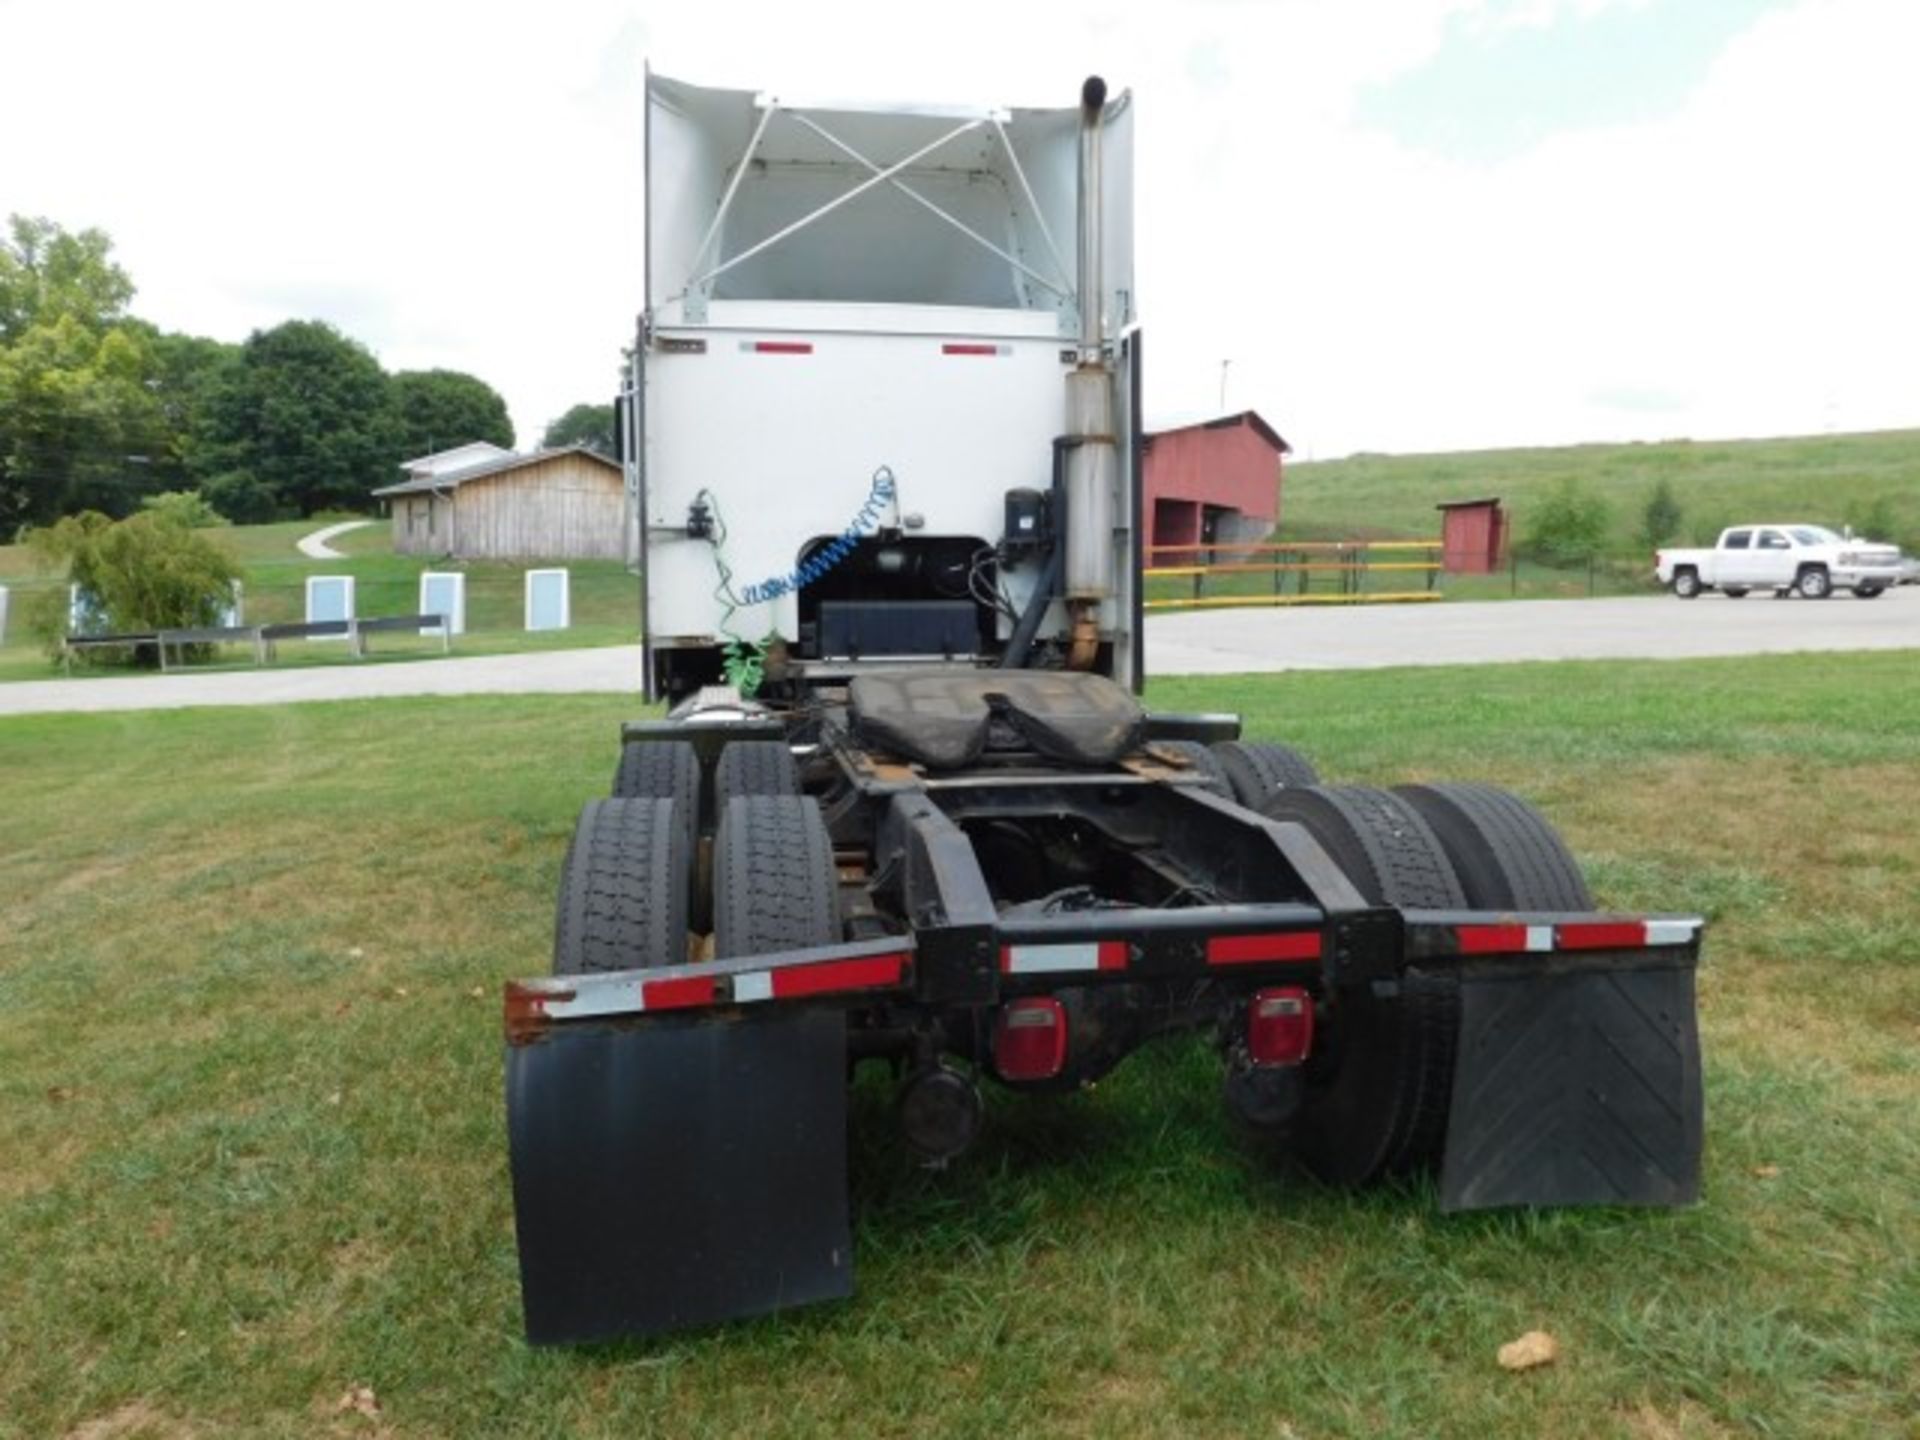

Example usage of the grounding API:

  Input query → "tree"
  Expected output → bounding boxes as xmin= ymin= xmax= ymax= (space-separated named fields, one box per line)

xmin=391 ymin=368 xmax=514 ymax=460
xmin=0 ymin=217 xmax=159 ymax=534
xmin=24 ymin=508 xmax=242 ymax=662
xmin=1522 ymin=479 xmax=1612 ymax=566
xmin=202 ymin=320 xmax=399 ymax=517
xmin=135 ymin=326 xmax=239 ymax=492
xmin=0 ymin=313 xmax=162 ymax=533
xmin=541 ymin=402 xmax=616 ymax=457
xmin=0 ymin=214 xmax=135 ymax=342
xmin=1639 ymin=478 xmax=1684 ymax=551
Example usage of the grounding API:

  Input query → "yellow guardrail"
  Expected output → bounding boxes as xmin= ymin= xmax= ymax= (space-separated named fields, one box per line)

xmin=1142 ymin=540 xmax=1444 ymax=610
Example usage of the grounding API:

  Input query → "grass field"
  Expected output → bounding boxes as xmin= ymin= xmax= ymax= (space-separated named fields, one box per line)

xmin=1280 ymin=427 xmax=1920 ymax=555
xmin=3 ymin=652 xmax=1916 ymax=1437
xmin=0 ymin=518 xmax=640 ymax=681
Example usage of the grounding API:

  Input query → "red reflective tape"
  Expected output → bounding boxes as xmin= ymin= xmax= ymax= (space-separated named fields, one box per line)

xmin=1097 ymin=940 xmax=1129 ymax=970
xmin=1457 ymin=924 xmax=1529 ymax=955
xmin=771 ymin=952 xmax=906 ymax=999
xmin=641 ymin=975 xmax=716 ymax=1011
xmin=942 ymin=342 xmax=1000 ymax=356
xmin=753 ymin=341 xmax=813 ymax=354
xmin=1557 ymin=922 xmax=1648 ymax=951
xmin=1207 ymin=931 xmax=1322 ymax=965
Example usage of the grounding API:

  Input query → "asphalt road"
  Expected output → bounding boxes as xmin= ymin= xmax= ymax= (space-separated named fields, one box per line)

xmin=1 ymin=590 xmax=1912 ymax=716
xmin=1145 ymin=588 xmax=1919 ymax=674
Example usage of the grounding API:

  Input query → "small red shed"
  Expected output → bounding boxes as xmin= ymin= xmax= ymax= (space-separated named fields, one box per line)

xmin=1437 ymin=497 xmax=1508 ymax=574
xmin=1142 ymin=410 xmax=1290 ymax=563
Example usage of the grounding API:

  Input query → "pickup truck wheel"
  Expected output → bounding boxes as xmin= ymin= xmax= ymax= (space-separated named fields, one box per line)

xmin=715 ymin=795 xmax=841 ymax=958
xmin=553 ymin=798 xmax=691 ymax=974
xmin=1256 ymin=786 xmax=1468 ymax=1185
xmin=1855 ymin=585 xmax=1884 ymax=600
xmin=1156 ymin=739 xmax=1232 ymax=797
xmin=1671 ymin=568 xmax=1702 ymax=599
xmin=1795 ymin=565 xmax=1831 ymax=599
xmin=714 ymin=740 xmax=800 ymax=810
xmin=1214 ymin=741 xmax=1321 ymax=807
xmin=1393 ymin=782 xmax=1592 ymax=910
xmin=1723 ymin=587 xmax=1749 ymax=599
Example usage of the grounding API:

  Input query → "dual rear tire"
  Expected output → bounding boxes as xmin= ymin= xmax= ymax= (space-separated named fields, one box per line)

xmin=1258 ymin=780 xmax=1593 ymax=1186
xmin=557 ymin=742 xmax=835 ymax=974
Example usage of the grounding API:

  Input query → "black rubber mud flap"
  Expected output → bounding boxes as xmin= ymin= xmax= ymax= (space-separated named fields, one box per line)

xmin=1440 ymin=958 xmax=1702 ymax=1211
xmin=507 ymin=1008 xmax=852 ymax=1344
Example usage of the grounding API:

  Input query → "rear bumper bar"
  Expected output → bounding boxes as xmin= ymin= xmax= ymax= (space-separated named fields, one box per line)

xmin=504 ymin=908 xmax=1703 ymax=1040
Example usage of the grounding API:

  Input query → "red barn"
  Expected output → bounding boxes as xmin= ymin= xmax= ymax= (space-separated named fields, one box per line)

xmin=1436 ymin=497 xmax=1508 ymax=574
xmin=1142 ymin=410 xmax=1290 ymax=563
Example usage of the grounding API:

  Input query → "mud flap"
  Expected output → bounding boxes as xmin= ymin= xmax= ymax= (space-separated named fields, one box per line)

xmin=1440 ymin=957 xmax=1702 ymax=1211
xmin=507 ymin=1008 xmax=852 ymax=1344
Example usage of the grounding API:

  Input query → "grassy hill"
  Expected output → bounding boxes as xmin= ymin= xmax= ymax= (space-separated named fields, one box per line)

xmin=1279 ymin=427 xmax=1920 ymax=552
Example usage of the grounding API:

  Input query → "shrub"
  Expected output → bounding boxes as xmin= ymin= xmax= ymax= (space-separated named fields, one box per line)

xmin=1638 ymin=479 xmax=1683 ymax=551
xmin=24 ymin=510 xmax=243 ymax=663
xmin=139 ymin=489 xmax=228 ymax=528
xmin=1842 ymin=495 xmax=1899 ymax=544
xmin=1522 ymin=479 xmax=1613 ymax=566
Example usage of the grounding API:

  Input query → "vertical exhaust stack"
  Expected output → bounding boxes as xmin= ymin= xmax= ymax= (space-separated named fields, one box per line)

xmin=1064 ymin=75 xmax=1116 ymax=666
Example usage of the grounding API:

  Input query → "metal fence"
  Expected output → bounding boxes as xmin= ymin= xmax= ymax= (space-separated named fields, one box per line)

xmin=1143 ymin=541 xmax=1445 ymax=610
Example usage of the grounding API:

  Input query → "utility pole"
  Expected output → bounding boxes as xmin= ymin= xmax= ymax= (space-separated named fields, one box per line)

xmin=1218 ymin=358 xmax=1231 ymax=413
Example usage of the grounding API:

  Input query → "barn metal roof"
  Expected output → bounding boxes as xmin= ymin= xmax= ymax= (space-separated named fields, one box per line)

xmin=372 ymin=445 xmax=620 ymax=498
xmin=1144 ymin=409 xmax=1291 ymax=454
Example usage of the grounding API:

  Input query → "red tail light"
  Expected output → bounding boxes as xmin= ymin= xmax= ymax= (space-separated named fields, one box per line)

xmin=1248 ymin=987 xmax=1313 ymax=1067
xmin=994 ymin=998 xmax=1067 ymax=1081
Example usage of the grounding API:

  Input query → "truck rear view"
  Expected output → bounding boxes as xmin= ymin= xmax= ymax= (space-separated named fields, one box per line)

xmin=502 ymin=72 xmax=1706 ymax=1346
xmin=634 ymin=71 xmax=1138 ymax=699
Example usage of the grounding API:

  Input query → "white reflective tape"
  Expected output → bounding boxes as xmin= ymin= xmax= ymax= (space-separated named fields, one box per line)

xmin=1526 ymin=925 xmax=1555 ymax=952
xmin=733 ymin=971 xmax=774 ymax=1003
xmin=1004 ymin=942 xmax=1102 ymax=975
xmin=1643 ymin=919 xmax=1699 ymax=947
xmin=551 ymin=979 xmax=644 ymax=1019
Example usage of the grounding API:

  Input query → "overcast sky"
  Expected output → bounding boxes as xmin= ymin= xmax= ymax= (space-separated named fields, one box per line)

xmin=3 ymin=0 xmax=1914 ymax=459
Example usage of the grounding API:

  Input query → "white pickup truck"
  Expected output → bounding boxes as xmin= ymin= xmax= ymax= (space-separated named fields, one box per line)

xmin=1655 ymin=525 xmax=1905 ymax=599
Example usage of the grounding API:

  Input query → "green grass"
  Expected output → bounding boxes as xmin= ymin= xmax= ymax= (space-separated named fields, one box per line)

xmin=0 ymin=517 xmax=639 ymax=681
xmin=1281 ymin=426 xmax=1920 ymax=553
xmin=3 ymin=651 xmax=1917 ymax=1437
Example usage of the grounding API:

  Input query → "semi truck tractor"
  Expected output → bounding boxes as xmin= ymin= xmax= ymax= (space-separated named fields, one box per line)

xmin=502 ymin=70 xmax=1706 ymax=1345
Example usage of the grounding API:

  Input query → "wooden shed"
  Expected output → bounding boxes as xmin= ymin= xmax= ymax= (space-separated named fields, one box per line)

xmin=1141 ymin=410 xmax=1290 ymax=563
xmin=1436 ymin=497 xmax=1508 ymax=574
xmin=373 ymin=446 xmax=626 ymax=561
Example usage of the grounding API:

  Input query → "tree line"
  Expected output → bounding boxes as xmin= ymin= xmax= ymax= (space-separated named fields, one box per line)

xmin=0 ymin=215 xmax=615 ymax=536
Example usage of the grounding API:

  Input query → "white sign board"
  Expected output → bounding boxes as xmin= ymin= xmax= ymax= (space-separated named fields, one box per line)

xmin=525 ymin=568 xmax=570 ymax=631
xmin=419 ymin=571 xmax=467 ymax=635
xmin=69 ymin=584 xmax=108 ymax=636
xmin=0 ymin=585 xmax=8 ymax=646
xmin=305 ymin=575 xmax=356 ymax=637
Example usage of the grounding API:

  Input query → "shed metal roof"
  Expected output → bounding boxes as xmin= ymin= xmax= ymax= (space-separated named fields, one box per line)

xmin=373 ymin=445 xmax=620 ymax=498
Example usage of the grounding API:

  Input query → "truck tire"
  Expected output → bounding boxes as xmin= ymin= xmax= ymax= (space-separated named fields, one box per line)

xmin=1213 ymin=741 xmax=1321 ymax=807
xmin=1671 ymin=567 xmax=1701 ymax=599
xmin=612 ymin=740 xmax=700 ymax=853
xmin=1393 ymin=782 xmax=1592 ymax=910
xmin=714 ymin=795 xmax=841 ymax=958
xmin=553 ymin=798 xmax=691 ymax=975
xmin=1795 ymin=565 xmax=1831 ymax=599
xmin=1156 ymin=739 xmax=1232 ymax=797
xmin=1256 ymin=786 xmax=1467 ymax=1184
xmin=714 ymin=740 xmax=801 ymax=811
